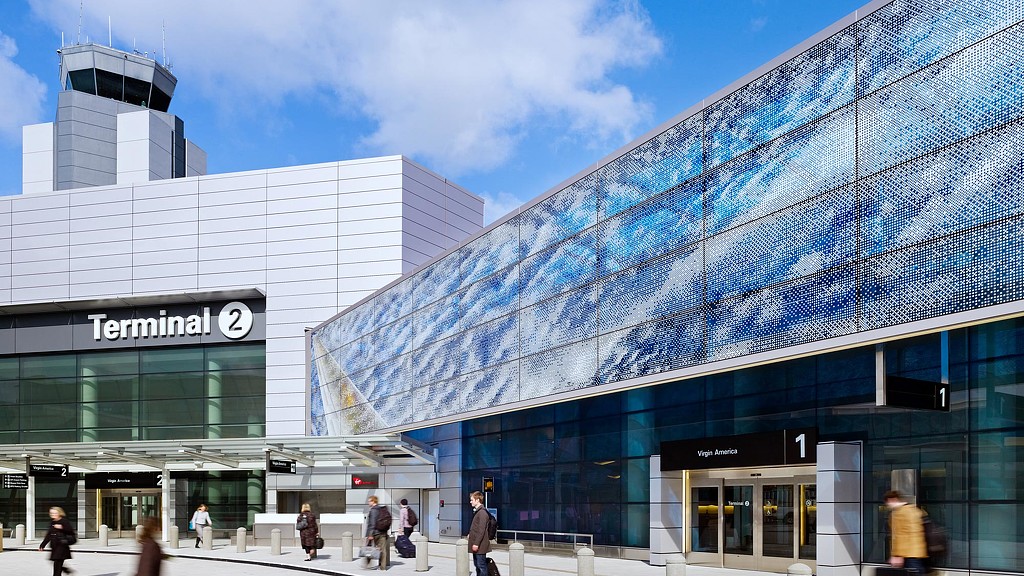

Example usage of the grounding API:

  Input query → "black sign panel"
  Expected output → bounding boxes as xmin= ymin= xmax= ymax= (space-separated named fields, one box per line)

xmin=351 ymin=473 xmax=379 ymax=488
xmin=29 ymin=464 xmax=69 ymax=477
xmin=885 ymin=376 xmax=950 ymax=412
xmin=3 ymin=474 xmax=29 ymax=489
xmin=660 ymin=428 xmax=817 ymax=471
xmin=267 ymin=457 xmax=297 ymax=474
xmin=84 ymin=472 xmax=161 ymax=489
xmin=483 ymin=477 xmax=494 ymax=493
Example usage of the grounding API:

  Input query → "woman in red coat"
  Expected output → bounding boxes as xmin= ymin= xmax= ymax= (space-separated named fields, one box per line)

xmin=38 ymin=506 xmax=76 ymax=576
xmin=297 ymin=503 xmax=319 ymax=561
xmin=135 ymin=516 xmax=163 ymax=576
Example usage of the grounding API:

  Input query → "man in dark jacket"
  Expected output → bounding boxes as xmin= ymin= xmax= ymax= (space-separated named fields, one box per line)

xmin=365 ymin=496 xmax=389 ymax=571
xmin=39 ymin=506 xmax=76 ymax=576
xmin=467 ymin=491 xmax=492 ymax=576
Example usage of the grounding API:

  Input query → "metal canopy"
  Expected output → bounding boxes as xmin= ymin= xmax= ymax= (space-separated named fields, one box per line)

xmin=0 ymin=434 xmax=435 ymax=473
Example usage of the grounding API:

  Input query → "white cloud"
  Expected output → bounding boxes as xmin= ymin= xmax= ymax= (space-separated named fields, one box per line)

xmin=480 ymin=189 xmax=529 ymax=225
xmin=29 ymin=0 xmax=661 ymax=176
xmin=0 ymin=31 xmax=48 ymax=144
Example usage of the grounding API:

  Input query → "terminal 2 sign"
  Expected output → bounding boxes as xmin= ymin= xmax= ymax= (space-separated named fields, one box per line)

xmin=660 ymin=428 xmax=817 ymax=471
xmin=88 ymin=301 xmax=254 ymax=341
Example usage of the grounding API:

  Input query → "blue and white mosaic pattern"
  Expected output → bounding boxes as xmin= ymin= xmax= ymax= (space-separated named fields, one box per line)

xmin=311 ymin=0 xmax=1024 ymax=434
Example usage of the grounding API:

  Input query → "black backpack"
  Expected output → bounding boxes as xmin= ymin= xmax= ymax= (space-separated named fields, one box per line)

xmin=486 ymin=510 xmax=497 ymax=540
xmin=374 ymin=505 xmax=393 ymax=532
xmin=922 ymin=515 xmax=947 ymax=557
xmin=407 ymin=506 xmax=418 ymax=527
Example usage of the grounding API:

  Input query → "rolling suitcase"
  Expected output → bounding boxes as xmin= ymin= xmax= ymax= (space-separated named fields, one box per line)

xmin=395 ymin=534 xmax=416 ymax=558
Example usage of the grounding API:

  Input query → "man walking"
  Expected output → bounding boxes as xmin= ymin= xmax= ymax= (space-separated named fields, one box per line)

xmin=468 ymin=491 xmax=492 ymax=576
xmin=885 ymin=490 xmax=928 ymax=574
xmin=365 ymin=496 xmax=391 ymax=571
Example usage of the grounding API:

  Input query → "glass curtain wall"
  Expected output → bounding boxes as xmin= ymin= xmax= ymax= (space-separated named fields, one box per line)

xmin=459 ymin=318 xmax=1024 ymax=571
xmin=0 ymin=343 xmax=265 ymax=444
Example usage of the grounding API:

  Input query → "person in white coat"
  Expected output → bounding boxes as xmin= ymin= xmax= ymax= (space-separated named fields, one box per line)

xmin=189 ymin=504 xmax=212 ymax=548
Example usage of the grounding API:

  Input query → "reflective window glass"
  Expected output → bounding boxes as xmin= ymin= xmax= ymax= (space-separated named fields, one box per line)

xmin=206 ymin=344 xmax=266 ymax=371
xmin=21 ymin=377 xmax=78 ymax=404
xmin=79 ymin=350 xmax=139 ymax=376
xmin=22 ymin=355 xmax=76 ymax=378
xmin=207 ymin=370 xmax=265 ymax=397
xmin=141 ymin=372 xmax=205 ymax=400
xmin=141 ymin=347 xmax=204 ymax=373
xmin=215 ymin=396 xmax=265 ymax=425
xmin=141 ymin=398 xmax=204 ymax=427
xmin=0 ymin=358 xmax=18 ymax=380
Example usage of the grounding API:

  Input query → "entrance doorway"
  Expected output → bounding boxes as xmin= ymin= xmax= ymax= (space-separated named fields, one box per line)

xmin=100 ymin=490 xmax=161 ymax=538
xmin=687 ymin=466 xmax=816 ymax=572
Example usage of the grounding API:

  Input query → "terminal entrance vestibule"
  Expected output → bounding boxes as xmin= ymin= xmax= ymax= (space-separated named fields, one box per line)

xmin=688 ymin=466 xmax=816 ymax=572
xmin=100 ymin=489 xmax=161 ymax=538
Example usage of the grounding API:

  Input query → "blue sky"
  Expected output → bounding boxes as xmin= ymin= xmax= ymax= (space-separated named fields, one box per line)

xmin=0 ymin=0 xmax=866 ymax=223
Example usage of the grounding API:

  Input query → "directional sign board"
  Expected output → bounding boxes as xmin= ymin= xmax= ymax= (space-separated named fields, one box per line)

xmin=267 ymin=457 xmax=297 ymax=474
xmin=885 ymin=376 xmax=950 ymax=412
xmin=29 ymin=464 xmax=69 ymax=477
xmin=3 ymin=474 xmax=29 ymax=489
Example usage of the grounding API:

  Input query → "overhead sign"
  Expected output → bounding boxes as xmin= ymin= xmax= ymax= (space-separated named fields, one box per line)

xmin=3 ymin=474 xmax=29 ymax=489
xmin=660 ymin=428 xmax=817 ymax=471
xmin=884 ymin=376 xmax=950 ymax=412
xmin=29 ymin=464 xmax=69 ymax=478
xmin=483 ymin=477 xmax=494 ymax=493
xmin=351 ymin=473 xmax=379 ymax=488
xmin=85 ymin=472 xmax=162 ymax=490
xmin=87 ymin=301 xmax=253 ymax=342
xmin=267 ymin=457 xmax=297 ymax=474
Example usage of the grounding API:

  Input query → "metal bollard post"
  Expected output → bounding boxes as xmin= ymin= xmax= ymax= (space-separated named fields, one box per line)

xmin=577 ymin=546 xmax=595 ymax=576
xmin=136 ymin=524 xmax=144 ymax=541
xmin=509 ymin=542 xmax=525 ymax=576
xmin=788 ymin=563 xmax=813 ymax=576
xmin=341 ymin=531 xmax=353 ymax=562
xmin=666 ymin=554 xmax=686 ymax=576
xmin=414 ymin=532 xmax=428 ymax=572
xmin=202 ymin=526 xmax=213 ymax=550
xmin=169 ymin=525 xmax=179 ymax=549
xmin=237 ymin=527 xmax=246 ymax=553
xmin=16 ymin=524 xmax=25 ymax=546
xmin=99 ymin=524 xmax=109 ymax=547
xmin=456 ymin=538 xmax=469 ymax=576
xmin=1 ymin=522 xmax=4 ymax=552
xmin=270 ymin=528 xmax=281 ymax=556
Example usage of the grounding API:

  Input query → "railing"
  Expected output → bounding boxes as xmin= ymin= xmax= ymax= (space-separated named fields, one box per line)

xmin=495 ymin=529 xmax=594 ymax=549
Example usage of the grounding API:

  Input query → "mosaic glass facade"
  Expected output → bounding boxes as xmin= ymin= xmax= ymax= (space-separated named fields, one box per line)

xmin=310 ymin=0 xmax=1024 ymax=435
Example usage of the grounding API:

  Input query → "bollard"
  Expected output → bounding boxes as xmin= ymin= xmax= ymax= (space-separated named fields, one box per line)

xmin=16 ymin=523 xmax=26 ymax=546
xmin=136 ymin=524 xmax=144 ymax=541
xmin=341 ymin=531 xmax=353 ymax=562
xmin=237 ymin=527 xmax=246 ymax=553
xmin=577 ymin=546 xmax=595 ymax=576
xmin=1 ymin=522 xmax=4 ymax=552
xmin=414 ymin=532 xmax=429 ymax=572
xmin=456 ymin=538 xmax=469 ymax=576
xmin=509 ymin=542 xmax=525 ymax=576
xmin=666 ymin=554 xmax=686 ymax=576
xmin=202 ymin=525 xmax=213 ymax=550
xmin=270 ymin=528 xmax=281 ymax=556
xmin=169 ymin=525 xmax=179 ymax=549
xmin=99 ymin=524 xmax=109 ymax=547
xmin=788 ymin=563 xmax=813 ymax=576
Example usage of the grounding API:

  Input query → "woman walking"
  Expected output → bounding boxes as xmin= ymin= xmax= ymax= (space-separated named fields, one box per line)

xmin=38 ymin=506 xmax=76 ymax=576
xmin=296 ymin=503 xmax=319 ymax=561
xmin=189 ymin=503 xmax=212 ymax=548
xmin=135 ymin=516 xmax=163 ymax=576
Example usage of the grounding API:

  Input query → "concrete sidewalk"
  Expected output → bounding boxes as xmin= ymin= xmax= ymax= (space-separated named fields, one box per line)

xmin=0 ymin=536 xmax=777 ymax=576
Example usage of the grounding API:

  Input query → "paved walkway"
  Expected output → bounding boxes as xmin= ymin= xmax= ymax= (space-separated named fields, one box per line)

xmin=0 ymin=536 xmax=782 ymax=576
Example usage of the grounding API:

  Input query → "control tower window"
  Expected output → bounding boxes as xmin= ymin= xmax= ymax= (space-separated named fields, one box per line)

xmin=124 ymin=76 xmax=151 ymax=107
xmin=150 ymin=87 xmax=171 ymax=112
xmin=96 ymin=69 xmax=124 ymax=100
xmin=68 ymin=69 xmax=97 ymax=95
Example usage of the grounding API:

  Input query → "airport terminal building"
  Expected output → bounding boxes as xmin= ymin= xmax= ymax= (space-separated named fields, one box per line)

xmin=309 ymin=1 xmax=1024 ymax=575
xmin=0 ymin=44 xmax=481 ymax=540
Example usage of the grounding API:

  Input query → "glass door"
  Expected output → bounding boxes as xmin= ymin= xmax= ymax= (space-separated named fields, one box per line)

xmin=723 ymin=482 xmax=757 ymax=569
xmin=100 ymin=491 xmax=161 ymax=537
xmin=687 ymin=484 xmax=721 ymax=566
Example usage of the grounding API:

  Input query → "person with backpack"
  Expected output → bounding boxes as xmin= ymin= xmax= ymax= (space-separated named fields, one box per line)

xmin=468 ymin=491 xmax=495 ymax=576
xmin=365 ymin=496 xmax=391 ymax=571
xmin=399 ymin=498 xmax=418 ymax=537
xmin=884 ymin=490 xmax=928 ymax=575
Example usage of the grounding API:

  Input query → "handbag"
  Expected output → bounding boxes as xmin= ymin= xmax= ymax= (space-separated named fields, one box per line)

xmin=189 ymin=521 xmax=195 ymax=530
xmin=315 ymin=536 xmax=325 ymax=549
xmin=358 ymin=545 xmax=380 ymax=560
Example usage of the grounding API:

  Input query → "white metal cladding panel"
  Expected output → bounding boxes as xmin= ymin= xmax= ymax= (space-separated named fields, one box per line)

xmin=69 ymin=185 xmax=133 ymax=206
xmin=268 ymin=292 xmax=339 ymax=310
xmin=266 ymin=163 xmax=338 ymax=188
xmin=133 ymin=220 xmax=199 ymax=240
xmin=266 ymin=264 xmax=337 ymax=283
xmin=337 ymin=189 xmax=403 ymax=209
xmin=403 ymin=189 xmax=448 ymax=223
xmin=338 ymin=203 xmax=404 ymax=222
xmin=70 ymin=198 xmax=132 ymax=219
xmin=267 ymin=192 xmax=336 ymax=213
xmin=23 ymin=152 xmax=53 ymax=185
xmin=338 ymin=157 xmax=402 ymax=179
xmin=337 ymin=245 xmax=405 ymax=264
xmin=22 ymin=181 xmax=52 ymax=194
xmin=338 ymin=173 xmax=403 ymax=195
xmin=13 ymin=231 xmax=68 ymax=250
xmin=199 ymin=271 xmax=266 ymax=290
xmin=266 ymin=307 xmax=338 ymax=327
xmin=337 ymin=231 xmax=404 ymax=250
xmin=10 ymin=190 xmax=68 ymax=213
xmin=133 ymin=193 xmax=199 ymax=215
xmin=12 ymin=257 xmax=69 ymax=276
xmin=266 ymin=250 xmax=337 ymax=270
xmin=199 ymin=255 xmax=268 ymax=274
xmin=133 ymin=245 xmax=197 ymax=266
xmin=199 ymin=214 xmax=266 ymax=234
xmin=403 ymin=174 xmax=447 ymax=207
xmin=132 ymin=261 xmax=199 ymax=279
xmin=72 ymin=280 xmax=132 ymax=299
xmin=199 ymin=186 xmax=266 ymax=207
xmin=71 ymin=267 xmax=132 ymax=283
xmin=12 ymin=271 xmax=70 ymax=289
xmin=71 ymin=235 xmax=132 ymax=258
xmin=115 ymin=143 xmax=148 ymax=179
xmin=266 ymin=323 xmax=315 ymax=340
xmin=266 ymin=401 xmax=306 ymax=417
xmin=336 ymin=216 xmax=404 ymax=236
xmin=70 ymin=212 xmax=132 ymax=233
xmin=266 ymin=278 xmax=339 ymax=296
xmin=266 ymin=222 xmax=336 ymax=243
xmin=198 ymin=242 xmax=266 ymax=261
xmin=132 ymin=234 xmax=197 ymax=254
xmin=265 ymin=421 xmax=303 ymax=436
xmin=132 ymin=276 xmax=199 ymax=294
xmin=337 ymin=260 xmax=404 ymax=278
xmin=198 ymin=172 xmax=267 ymax=194
xmin=338 ymin=289 xmax=377 ymax=303
xmin=200 ymin=200 xmax=267 ymax=221
xmin=11 ymin=283 xmax=70 ymax=301
xmin=22 ymin=122 xmax=53 ymax=153
xmin=133 ymin=208 xmax=199 ymax=228
xmin=69 ymin=254 xmax=132 ymax=273
xmin=267 ymin=179 xmax=338 ymax=202
xmin=266 ymin=209 xmax=336 ymax=228
xmin=266 ymin=236 xmax=338 ymax=256
xmin=402 ymin=220 xmax=449 ymax=250
xmin=132 ymin=177 xmax=198 ymax=200
xmin=11 ymin=245 xmax=70 ymax=263
xmin=263 ymin=376 xmax=305 ymax=394
xmin=200 ymin=228 xmax=268 ymax=248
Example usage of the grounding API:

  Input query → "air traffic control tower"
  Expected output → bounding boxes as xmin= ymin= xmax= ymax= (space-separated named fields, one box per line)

xmin=23 ymin=43 xmax=206 ymax=193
